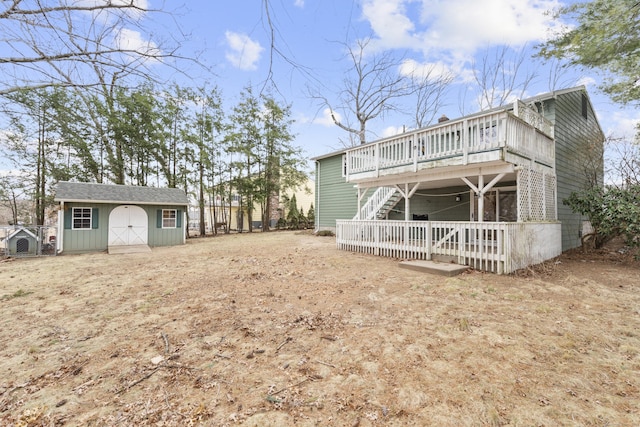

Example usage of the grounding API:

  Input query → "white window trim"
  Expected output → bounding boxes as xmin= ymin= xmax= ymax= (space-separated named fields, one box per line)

xmin=72 ymin=207 xmax=92 ymax=230
xmin=162 ymin=209 xmax=177 ymax=229
xmin=341 ymin=154 xmax=347 ymax=178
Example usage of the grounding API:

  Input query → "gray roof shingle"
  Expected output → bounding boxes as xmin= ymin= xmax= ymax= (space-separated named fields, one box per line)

xmin=54 ymin=181 xmax=189 ymax=206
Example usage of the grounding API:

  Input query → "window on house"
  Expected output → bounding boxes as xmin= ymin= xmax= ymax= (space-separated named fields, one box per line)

xmin=162 ymin=209 xmax=177 ymax=228
xmin=342 ymin=154 xmax=347 ymax=177
xmin=581 ymin=93 xmax=588 ymax=120
xmin=72 ymin=207 xmax=92 ymax=229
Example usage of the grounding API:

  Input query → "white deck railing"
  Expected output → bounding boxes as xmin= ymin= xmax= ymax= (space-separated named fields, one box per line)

xmin=336 ymin=220 xmax=561 ymax=274
xmin=345 ymin=105 xmax=554 ymax=180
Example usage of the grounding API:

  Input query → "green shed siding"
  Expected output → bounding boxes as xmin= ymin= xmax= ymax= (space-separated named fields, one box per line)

xmin=62 ymin=203 xmax=185 ymax=253
xmin=315 ymin=155 xmax=358 ymax=229
xmin=543 ymin=90 xmax=604 ymax=251
xmin=150 ymin=208 xmax=184 ymax=246
xmin=62 ymin=203 xmax=109 ymax=253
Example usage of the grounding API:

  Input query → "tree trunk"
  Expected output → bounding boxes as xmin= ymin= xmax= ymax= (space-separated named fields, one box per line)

xmin=199 ymin=160 xmax=205 ymax=236
xmin=35 ymin=106 xmax=46 ymax=226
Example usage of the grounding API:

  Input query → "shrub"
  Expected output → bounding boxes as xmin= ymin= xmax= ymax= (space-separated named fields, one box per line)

xmin=564 ymin=185 xmax=640 ymax=249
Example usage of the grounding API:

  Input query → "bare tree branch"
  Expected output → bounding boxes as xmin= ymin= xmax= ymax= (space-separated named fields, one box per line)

xmin=311 ymin=38 xmax=416 ymax=145
xmin=606 ymin=134 xmax=640 ymax=187
xmin=404 ymin=62 xmax=454 ymax=128
xmin=259 ymin=0 xmax=318 ymax=97
xmin=0 ymin=0 xmax=198 ymax=95
xmin=473 ymin=45 xmax=537 ymax=110
xmin=0 ymin=1 xmax=150 ymax=19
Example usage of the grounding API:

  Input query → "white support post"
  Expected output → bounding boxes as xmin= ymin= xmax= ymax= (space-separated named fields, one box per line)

xmin=404 ymin=183 xmax=410 ymax=222
xmin=404 ymin=183 xmax=410 ymax=247
xmin=57 ymin=201 xmax=64 ymax=253
xmin=478 ymin=174 xmax=484 ymax=223
xmin=462 ymin=120 xmax=468 ymax=165
xmin=462 ymin=172 xmax=506 ymax=223
xmin=413 ymin=135 xmax=418 ymax=172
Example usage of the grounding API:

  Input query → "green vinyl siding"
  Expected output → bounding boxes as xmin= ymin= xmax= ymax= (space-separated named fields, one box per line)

xmin=315 ymin=154 xmax=358 ymax=228
xmin=62 ymin=203 xmax=186 ymax=253
xmin=542 ymin=90 xmax=604 ymax=251
xmin=388 ymin=186 xmax=473 ymax=221
xmin=389 ymin=187 xmax=469 ymax=221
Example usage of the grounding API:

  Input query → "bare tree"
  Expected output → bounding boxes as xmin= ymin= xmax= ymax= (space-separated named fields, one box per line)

xmin=404 ymin=62 xmax=454 ymax=129
xmin=0 ymin=174 xmax=25 ymax=225
xmin=472 ymin=45 xmax=537 ymax=111
xmin=580 ymin=132 xmax=607 ymax=188
xmin=0 ymin=0 xmax=191 ymax=95
xmin=545 ymin=57 xmax=574 ymax=92
xmin=313 ymin=38 xmax=416 ymax=145
xmin=606 ymin=134 xmax=640 ymax=188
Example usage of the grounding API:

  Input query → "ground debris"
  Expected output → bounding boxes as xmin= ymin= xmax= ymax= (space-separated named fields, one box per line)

xmin=1 ymin=231 xmax=638 ymax=426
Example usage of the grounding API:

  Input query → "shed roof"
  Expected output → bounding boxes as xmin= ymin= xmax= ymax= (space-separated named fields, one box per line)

xmin=54 ymin=181 xmax=189 ymax=206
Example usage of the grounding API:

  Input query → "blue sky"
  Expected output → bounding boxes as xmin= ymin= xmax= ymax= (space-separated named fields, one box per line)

xmin=1 ymin=0 xmax=638 ymax=175
xmin=153 ymin=0 xmax=638 ymax=165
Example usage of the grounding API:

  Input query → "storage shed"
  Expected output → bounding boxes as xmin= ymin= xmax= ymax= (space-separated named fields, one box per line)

xmin=54 ymin=181 xmax=189 ymax=254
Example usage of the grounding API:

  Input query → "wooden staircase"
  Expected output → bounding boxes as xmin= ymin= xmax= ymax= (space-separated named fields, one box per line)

xmin=356 ymin=187 xmax=402 ymax=220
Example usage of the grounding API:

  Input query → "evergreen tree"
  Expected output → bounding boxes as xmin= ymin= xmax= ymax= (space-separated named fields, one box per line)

xmin=538 ymin=0 xmax=640 ymax=107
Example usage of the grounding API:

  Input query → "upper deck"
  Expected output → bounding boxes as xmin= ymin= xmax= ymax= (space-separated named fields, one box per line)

xmin=344 ymin=101 xmax=555 ymax=185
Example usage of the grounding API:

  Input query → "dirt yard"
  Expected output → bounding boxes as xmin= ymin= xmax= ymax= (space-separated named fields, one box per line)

xmin=0 ymin=231 xmax=638 ymax=426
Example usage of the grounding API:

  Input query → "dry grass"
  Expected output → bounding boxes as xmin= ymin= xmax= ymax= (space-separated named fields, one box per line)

xmin=0 ymin=231 xmax=638 ymax=426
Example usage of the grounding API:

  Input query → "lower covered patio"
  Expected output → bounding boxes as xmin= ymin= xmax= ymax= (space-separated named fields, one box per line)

xmin=336 ymin=147 xmax=561 ymax=274
xmin=336 ymin=219 xmax=561 ymax=275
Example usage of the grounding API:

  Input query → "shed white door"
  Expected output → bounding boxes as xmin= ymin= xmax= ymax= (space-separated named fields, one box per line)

xmin=108 ymin=205 xmax=148 ymax=246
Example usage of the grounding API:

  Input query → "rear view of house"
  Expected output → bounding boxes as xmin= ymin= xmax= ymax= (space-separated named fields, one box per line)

xmin=313 ymin=86 xmax=604 ymax=274
xmin=54 ymin=181 xmax=189 ymax=254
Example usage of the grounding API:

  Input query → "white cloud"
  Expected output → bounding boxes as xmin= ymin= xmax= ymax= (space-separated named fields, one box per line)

xmin=381 ymin=126 xmax=405 ymax=138
xmin=116 ymin=28 xmax=160 ymax=57
xmin=398 ymin=59 xmax=454 ymax=81
xmin=576 ymin=76 xmax=597 ymax=88
xmin=362 ymin=0 xmax=418 ymax=49
xmin=79 ymin=0 xmax=149 ymax=7
xmin=77 ymin=0 xmax=148 ymax=20
xmin=421 ymin=0 xmax=561 ymax=51
xmin=606 ymin=111 xmax=640 ymax=140
xmin=294 ymin=0 xmax=305 ymax=7
xmin=313 ymin=108 xmax=339 ymax=127
xmin=225 ymin=31 xmax=264 ymax=71
xmin=362 ymin=0 xmax=562 ymax=57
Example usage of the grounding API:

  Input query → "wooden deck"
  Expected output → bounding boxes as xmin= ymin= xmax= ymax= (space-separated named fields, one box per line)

xmin=336 ymin=220 xmax=562 ymax=274
xmin=343 ymin=102 xmax=554 ymax=185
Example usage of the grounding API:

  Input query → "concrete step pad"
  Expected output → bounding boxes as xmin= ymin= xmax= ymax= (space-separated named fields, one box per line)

xmin=399 ymin=260 xmax=469 ymax=277
xmin=108 ymin=245 xmax=152 ymax=255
